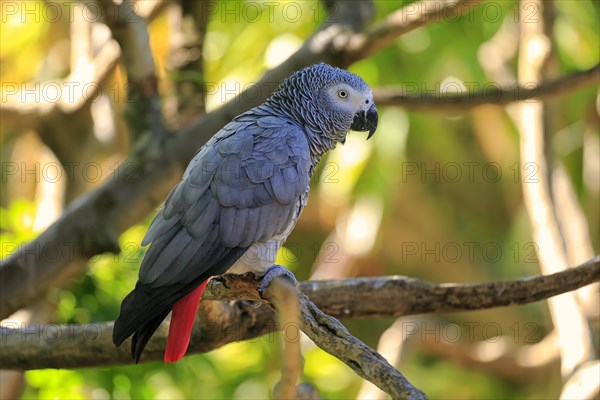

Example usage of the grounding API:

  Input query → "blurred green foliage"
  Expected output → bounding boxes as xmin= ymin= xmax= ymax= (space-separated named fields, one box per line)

xmin=1 ymin=0 xmax=598 ymax=399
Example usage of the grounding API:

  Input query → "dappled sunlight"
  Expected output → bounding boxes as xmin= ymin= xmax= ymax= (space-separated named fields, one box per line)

xmin=265 ymin=33 xmax=302 ymax=68
xmin=473 ymin=337 xmax=508 ymax=362
xmin=338 ymin=195 xmax=383 ymax=257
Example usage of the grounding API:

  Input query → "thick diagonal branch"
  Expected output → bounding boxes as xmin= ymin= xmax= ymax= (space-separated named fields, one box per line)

xmin=295 ymin=291 xmax=427 ymax=399
xmin=260 ymin=277 xmax=428 ymax=400
xmin=343 ymin=0 xmax=483 ymax=65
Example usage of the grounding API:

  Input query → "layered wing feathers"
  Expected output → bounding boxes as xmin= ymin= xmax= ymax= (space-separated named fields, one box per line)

xmin=139 ymin=114 xmax=311 ymax=287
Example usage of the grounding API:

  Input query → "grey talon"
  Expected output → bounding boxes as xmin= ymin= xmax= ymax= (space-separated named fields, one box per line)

xmin=259 ymin=264 xmax=298 ymax=298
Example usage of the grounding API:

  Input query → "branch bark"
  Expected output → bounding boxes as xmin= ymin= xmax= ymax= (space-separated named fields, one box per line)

xmin=96 ymin=0 xmax=167 ymax=140
xmin=0 ymin=40 xmax=120 ymax=132
xmin=0 ymin=0 xmax=481 ymax=320
xmin=342 ymin=0 xmax=483 ymax=65
xmin=166 ymin=0 xmax=210 ymax=127
xmin=373 ymin=64 xmax=600 ymax=112
xmin=293 ymin=291 xmax=427 ymax=400
xmin=0 ymin=0 xmax=166 ymax=132
xmin=1 ymin=256 xmax=597 ymax=370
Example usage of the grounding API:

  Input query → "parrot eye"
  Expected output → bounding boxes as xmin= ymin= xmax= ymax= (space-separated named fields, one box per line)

xmin=338 ymin=90 xmax=348 ymax=99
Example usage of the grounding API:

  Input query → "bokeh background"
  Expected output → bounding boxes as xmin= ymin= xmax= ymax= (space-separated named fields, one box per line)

xmin=1 ymin=0 xmax=598 ymax=399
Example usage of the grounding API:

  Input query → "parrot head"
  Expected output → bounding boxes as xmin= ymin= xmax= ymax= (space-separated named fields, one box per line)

xmin=270 ymin=63 xmax=378 ymax=146
xmin=321 ymin=76 xmax=378 ymax=141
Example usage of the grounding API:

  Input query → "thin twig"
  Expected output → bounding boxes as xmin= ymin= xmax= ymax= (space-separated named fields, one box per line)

xmin=0 ymin=256 xmax=598 ymax=370
xmin=373 ymin=64 xmax=600 ymax=112
xmin=343 ymin=0 xmax=484 ymax=65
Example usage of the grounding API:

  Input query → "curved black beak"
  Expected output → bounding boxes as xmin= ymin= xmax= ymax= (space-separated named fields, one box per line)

xmin=350 ymin=104 xmax=378 ymax=140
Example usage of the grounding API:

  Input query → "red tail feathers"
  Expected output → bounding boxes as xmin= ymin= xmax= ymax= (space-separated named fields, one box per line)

xmin=164 ymin=281 xmax=208 ymax=363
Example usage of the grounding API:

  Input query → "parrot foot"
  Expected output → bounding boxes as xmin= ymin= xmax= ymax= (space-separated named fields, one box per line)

xmin=258 ymin=264 xmax=297 ymax=299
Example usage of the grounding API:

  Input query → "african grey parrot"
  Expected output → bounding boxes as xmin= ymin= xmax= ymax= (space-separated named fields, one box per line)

xmin=113 ymin=63 xmax=378 ymax=363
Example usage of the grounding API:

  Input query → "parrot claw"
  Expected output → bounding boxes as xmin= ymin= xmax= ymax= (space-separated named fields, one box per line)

xmin=258 ymin=264 xmax=297 ymax=299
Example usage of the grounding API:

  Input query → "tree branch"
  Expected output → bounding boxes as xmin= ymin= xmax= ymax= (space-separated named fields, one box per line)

xmin=0 ymin=40 xmax=120 ymax=132
xmin=0 ymin=0 xmax=166 ymax=132
xmin=166 ymin=0 xmax=210 ymax=127
xmin=342 ymin=0 xmax=483 ymax=65
xmin=1 ymin=256 xmax=597 ymax=370
xmin=295 ymin=291 xmax=427 ymax=399
xmin=357 ymin=318 xmax=407 ymax=400
xmin=0 ymin=0 xmax=477 ymax=319
xmin=373 ymin=64 xmax=600 ymax=112
xmin=96 ymin=0 xmax=166 ymax=140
